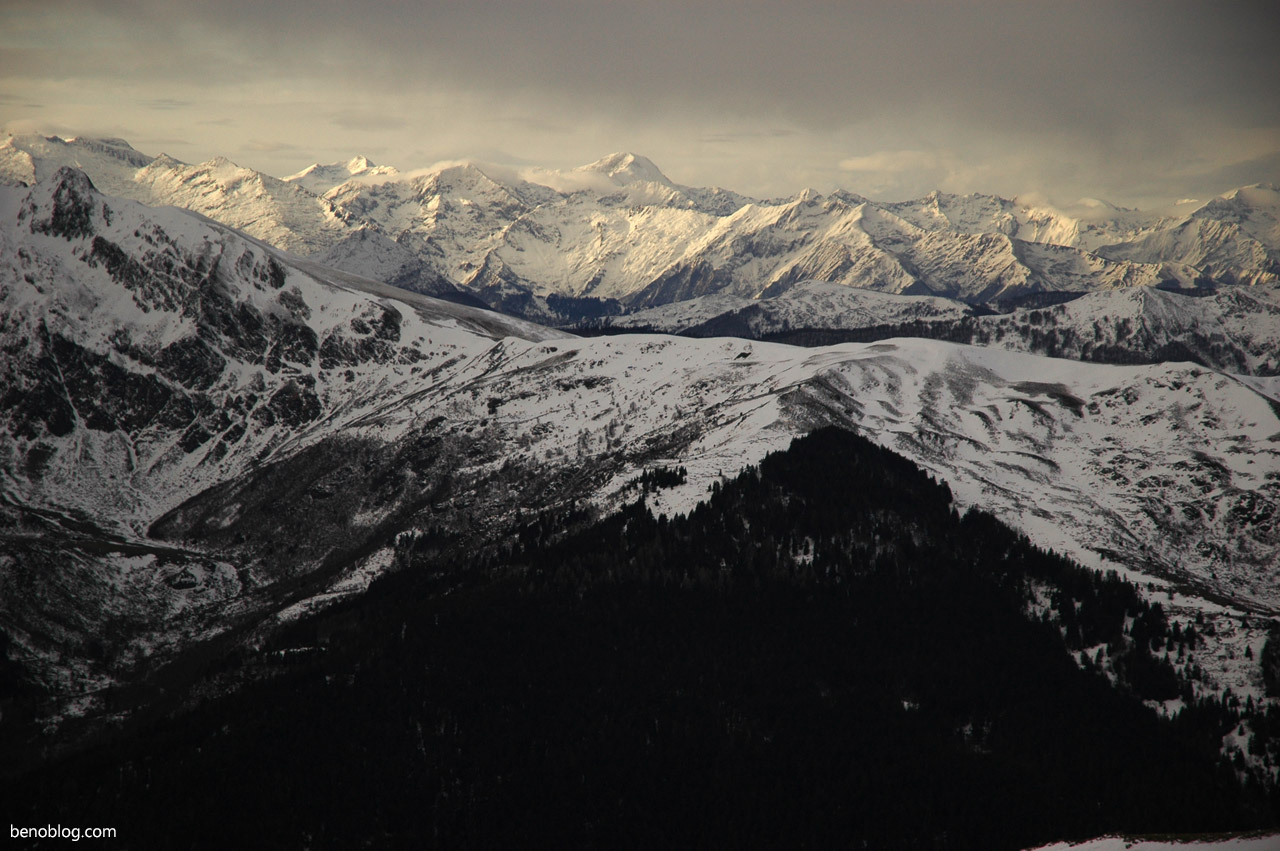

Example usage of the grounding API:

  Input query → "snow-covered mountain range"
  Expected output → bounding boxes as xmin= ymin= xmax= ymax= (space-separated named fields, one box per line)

xmin=3 ymin=135 xmax=1278 ymax=326
xmin=595 ymin=279 xmax=1280 ymax=376
xmin=283 ymin=155 xmax=399 ymax=196
xmin=2 ymin=167 xmax=1278 ymax=733
xmin=598 ymin=279 xmax=978 ymax=334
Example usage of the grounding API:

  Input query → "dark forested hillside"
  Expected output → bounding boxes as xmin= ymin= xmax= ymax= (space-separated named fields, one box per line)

xmin=3 ymin=428 xmax=1273 ymax=849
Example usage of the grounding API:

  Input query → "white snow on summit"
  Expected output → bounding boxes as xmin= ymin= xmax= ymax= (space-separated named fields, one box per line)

xmin=284 ymin=155 xmax=400 ymax=195
xmin=574 ymin=152 xmax=674 ymax=187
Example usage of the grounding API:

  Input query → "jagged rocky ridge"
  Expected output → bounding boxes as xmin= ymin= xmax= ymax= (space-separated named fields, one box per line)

xmin=1 ymin=168 xmax=1278 ymax=747
xmin=2 ymin=135 xmax=1278 ymax=325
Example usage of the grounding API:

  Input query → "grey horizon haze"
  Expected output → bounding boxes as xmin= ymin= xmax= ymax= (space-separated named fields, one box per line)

xmin=2 ymin=0 xmax=1278 ymax=208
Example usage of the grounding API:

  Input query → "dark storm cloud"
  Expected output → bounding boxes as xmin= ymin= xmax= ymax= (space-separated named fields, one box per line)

xmin=3 ymin=0 xmax=1278 ymax=203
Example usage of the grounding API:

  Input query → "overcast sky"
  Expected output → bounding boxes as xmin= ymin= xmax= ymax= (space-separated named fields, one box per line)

xmin=2 ymin=0 xmax=1278 ymax=207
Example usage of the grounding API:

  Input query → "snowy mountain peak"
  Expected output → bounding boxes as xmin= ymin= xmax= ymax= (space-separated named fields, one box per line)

xmin=62 ymin=135 xmax=151 ymax=163
xmin=195 ymin=155 xmax=252 ymax=180
xmin=1200 ymin=183 xmax=1280 ymax=216
xmin=1222 ymin=182 xmax=1280 ymax=199
xmin=416 ymin=162 xmax=516 ymax=196
xmin=19 ymin=166 xmax=106 ymax=240
xmin=49 ymin=163 xmax=97 ymax=193
xmin=429 ymin=160 xmax=489 ymax=179
xmin=576 ymin=152 xmax=672 ymax=186
xmin=1177 ymin=183 xmax=1280 ymax=254
xmin=920 ymin=188 xmax=987 ymax=208
xmin=284 ymin=155 xmax=400 ymax=195
xmin=0 ymin=134 xmax=155 ymax=195
xmin=828 ymin=188 xmax=873 ymax=207
xmin=12 ymin=134 xmax=155 ymax=169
